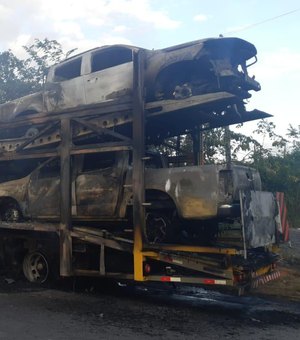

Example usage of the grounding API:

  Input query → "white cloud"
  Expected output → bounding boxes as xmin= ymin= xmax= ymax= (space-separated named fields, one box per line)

xmin=94 ymin=34 xmax=132 ymax=46
xmin=53 ymin=22 xmax=84 ymax=41
xmin=225 ymin=25 xmax=250 ymax=35
xmin=7 ymin=34 xmax=32 ymax=58
xmin=0 ymin=0 xmax=180 ymax=54
xmin=193 ymin=14 xmax=208 ymax=22
xmin=0 ymin=4 xmax=19 ymax=43
xmin=253 ymin=49 xmax=300 ymax=79
xmin=113 ymin=25 xmax=129 ymax=33
xmin=38 ymin=0 xmax=180 ymax=29
xmin=245 ymin=49 xmax=300 ymax=135
xmin=0 ymin=4 xmax=10 ymax=18
xmin=58 ymin=35 xmax=132 ymax=56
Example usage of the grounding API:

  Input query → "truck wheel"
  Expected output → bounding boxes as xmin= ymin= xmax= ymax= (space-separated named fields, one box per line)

xmin=1 ymin=205 xmax=21 ymax=222
xmin=23 ymin=251 xmax=49 ymax=283
xmin=25 ymin=127 xmax=39 ymax=138
xmin=145 ymin=212 xmax=171 ymax=244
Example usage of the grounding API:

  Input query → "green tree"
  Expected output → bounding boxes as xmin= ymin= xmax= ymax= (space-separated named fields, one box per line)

xmin=287 ymin=124 xmax=300 ymax=151
xmin=249 ymin=121 xmax=300 ymax=228
xmin=0 ymin=50 xmax=36 ymax=103
xmin=0 ymin=38 xmax=73 ymax=104
xmin=23 ymin=38 xmax=76 ymax=85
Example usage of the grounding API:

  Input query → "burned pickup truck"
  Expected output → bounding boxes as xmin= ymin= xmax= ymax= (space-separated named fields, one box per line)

xmin=0 ymin=37 xmax=260 ymax=126
xmin=0 ymin=150 xmax=276 ymax=248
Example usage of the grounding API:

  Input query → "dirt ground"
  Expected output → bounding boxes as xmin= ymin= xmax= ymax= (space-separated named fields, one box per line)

xmin=254 ymin=229 xmax=300 ymax=302
xmin=0 ymin=230 xmax=300 ymax=339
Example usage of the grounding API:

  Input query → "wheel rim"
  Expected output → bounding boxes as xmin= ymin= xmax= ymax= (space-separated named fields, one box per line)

xmin=23 ymin=252 xmax=49 ymax=283
xmin=2 ymin=208 xmax=20 ymax=222
xmin=25 ymin=127 xmax=39 ymax=138
xmin=145 ymin=212 xmax=168 ymax=243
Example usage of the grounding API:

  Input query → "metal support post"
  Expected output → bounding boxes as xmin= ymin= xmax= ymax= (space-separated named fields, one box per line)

xmin=132 ymin=50 xmax=145 ymax=281
xmin=60 ymin=118 xmax=73 ymax=276
xmin=193 ymin=125 xmax=205 ymax=166
xmin=224 ymin=125 xmax=231 ymax=169
xmin=239 ymin=191 xmax=247 ymax=260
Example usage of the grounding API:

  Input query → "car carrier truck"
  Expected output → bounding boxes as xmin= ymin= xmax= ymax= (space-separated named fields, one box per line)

xmin=0 ymin=37 xmax=280 ymax=294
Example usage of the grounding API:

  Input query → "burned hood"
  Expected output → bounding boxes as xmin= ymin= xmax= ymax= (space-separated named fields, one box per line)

xmin=146 ymin=37 xmax=257 ymax=73
xmin=145 ymin=37 xmax=261 ymax=103
xmin=200 ymin=37 xmax=257 ymax=63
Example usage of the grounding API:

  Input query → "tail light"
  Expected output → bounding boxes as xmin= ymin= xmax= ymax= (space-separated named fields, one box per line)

xmin=144 ymin=263 xmax=151 ymax=274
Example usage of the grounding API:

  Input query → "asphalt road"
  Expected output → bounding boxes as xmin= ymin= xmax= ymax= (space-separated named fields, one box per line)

xmin=0 ymin=277 xmax=299 ymax=340
xmin=0 ymin=230 xmax=299 ymax=340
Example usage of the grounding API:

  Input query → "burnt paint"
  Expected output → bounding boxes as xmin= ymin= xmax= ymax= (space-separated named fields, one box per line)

xmin=0 ymin=37 xmax=260 ymax=123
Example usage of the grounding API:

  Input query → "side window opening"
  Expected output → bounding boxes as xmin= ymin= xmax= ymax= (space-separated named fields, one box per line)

xmin=81 ymin=152 xmax=116 ymax=172
xmin=91 ymin=48 xmax=133 ymax=73
xmin=0 ymin=159 xmax=44 ymax=182
xmin=53 ymin=57 xmax=82 ymax=81
xmin=38 ymin=158 xmax=60 ymax=179
xmin=128 ymin=151 xmax=166 ymax=169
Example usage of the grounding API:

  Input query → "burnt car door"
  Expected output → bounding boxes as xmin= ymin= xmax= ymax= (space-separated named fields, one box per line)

xmin=44 ymin=56 xmax=86 ymax=112
xmin=84 ymin=46 xmax=134 ymax=104
xmin=27 ymin=158 xmax=61 ymax=219
xmin=75 ymin=151 xmax=127 ymax=217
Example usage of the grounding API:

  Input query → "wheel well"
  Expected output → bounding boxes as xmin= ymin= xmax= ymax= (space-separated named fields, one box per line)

xmin=124 ymin=190 xmax=178 ymax=220
xmin=145 ymin=190 xmax=176 ymax=211
xmin=0 ymin=197 xmax=22 ymax=215
xmin=17 ymin=109 xmax=39 ymax=118
xmin=150 ymin=59 xmax=216 ymax=100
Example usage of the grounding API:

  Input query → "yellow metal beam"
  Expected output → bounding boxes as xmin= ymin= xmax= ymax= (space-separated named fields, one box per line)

xmin=133 ymin=222 xmax=145 ymax=281
xmin=142 ymin=251 xmax=159 ymax=258
xmin=146 ymin=244 xmax=241 ymax=255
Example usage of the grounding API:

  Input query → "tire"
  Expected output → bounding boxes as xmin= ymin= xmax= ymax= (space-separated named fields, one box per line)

xmin=25 ymin=127 xmax=39 ymax=138
xmin=145 ymin=211 xmax=173 ymax=244
xmin=1 ymin=204 xmax=21 ymax=222
xmin=23 ymin=251 xmax=50 ymax=284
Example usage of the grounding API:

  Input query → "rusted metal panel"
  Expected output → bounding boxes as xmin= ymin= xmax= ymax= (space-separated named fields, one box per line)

xmin=44 ymin=77 xmax=86 ymax=112
xmin=0 ymin=221 xmax=58 ymax=232
xmin=0 ymin=94 xmax=270 ymax=154
xmin=84 ymin=61 xmax=133 ymax=103
xmin=145 ymin=165 xmax=219 ymax=219
xmin=75 ymin=167 xmax=121 ymax=217
xmin=240 ymin=190 xmax=277 ymax=248
xmin=28 ymin=169 xmax=61 ymax=218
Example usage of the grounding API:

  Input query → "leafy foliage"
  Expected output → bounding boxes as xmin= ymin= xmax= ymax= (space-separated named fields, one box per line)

xmin=0 ymin=38 xmax=73 ymax=104
xmin=0 ymin=50 xmax=37 ymax=103
xmin=239 ymin=120 xmax=300 ymax=228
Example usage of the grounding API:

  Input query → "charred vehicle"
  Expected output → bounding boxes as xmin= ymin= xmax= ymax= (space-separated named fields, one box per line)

xmin=0 ymin=150 xmax=276 ymax=247
xmin=0 ymin=37 xmax=260 ymax=125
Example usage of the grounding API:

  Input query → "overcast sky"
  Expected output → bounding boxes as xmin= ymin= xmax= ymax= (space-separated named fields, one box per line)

xmin=0 ymin=0 xmax=299 ymax=137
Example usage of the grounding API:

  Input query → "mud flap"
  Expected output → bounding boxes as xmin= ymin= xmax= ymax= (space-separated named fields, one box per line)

xmin=240 ymin=190 xmax=277 ymax=248
xmin=251 ymin=270 xmax=281 ymax=289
